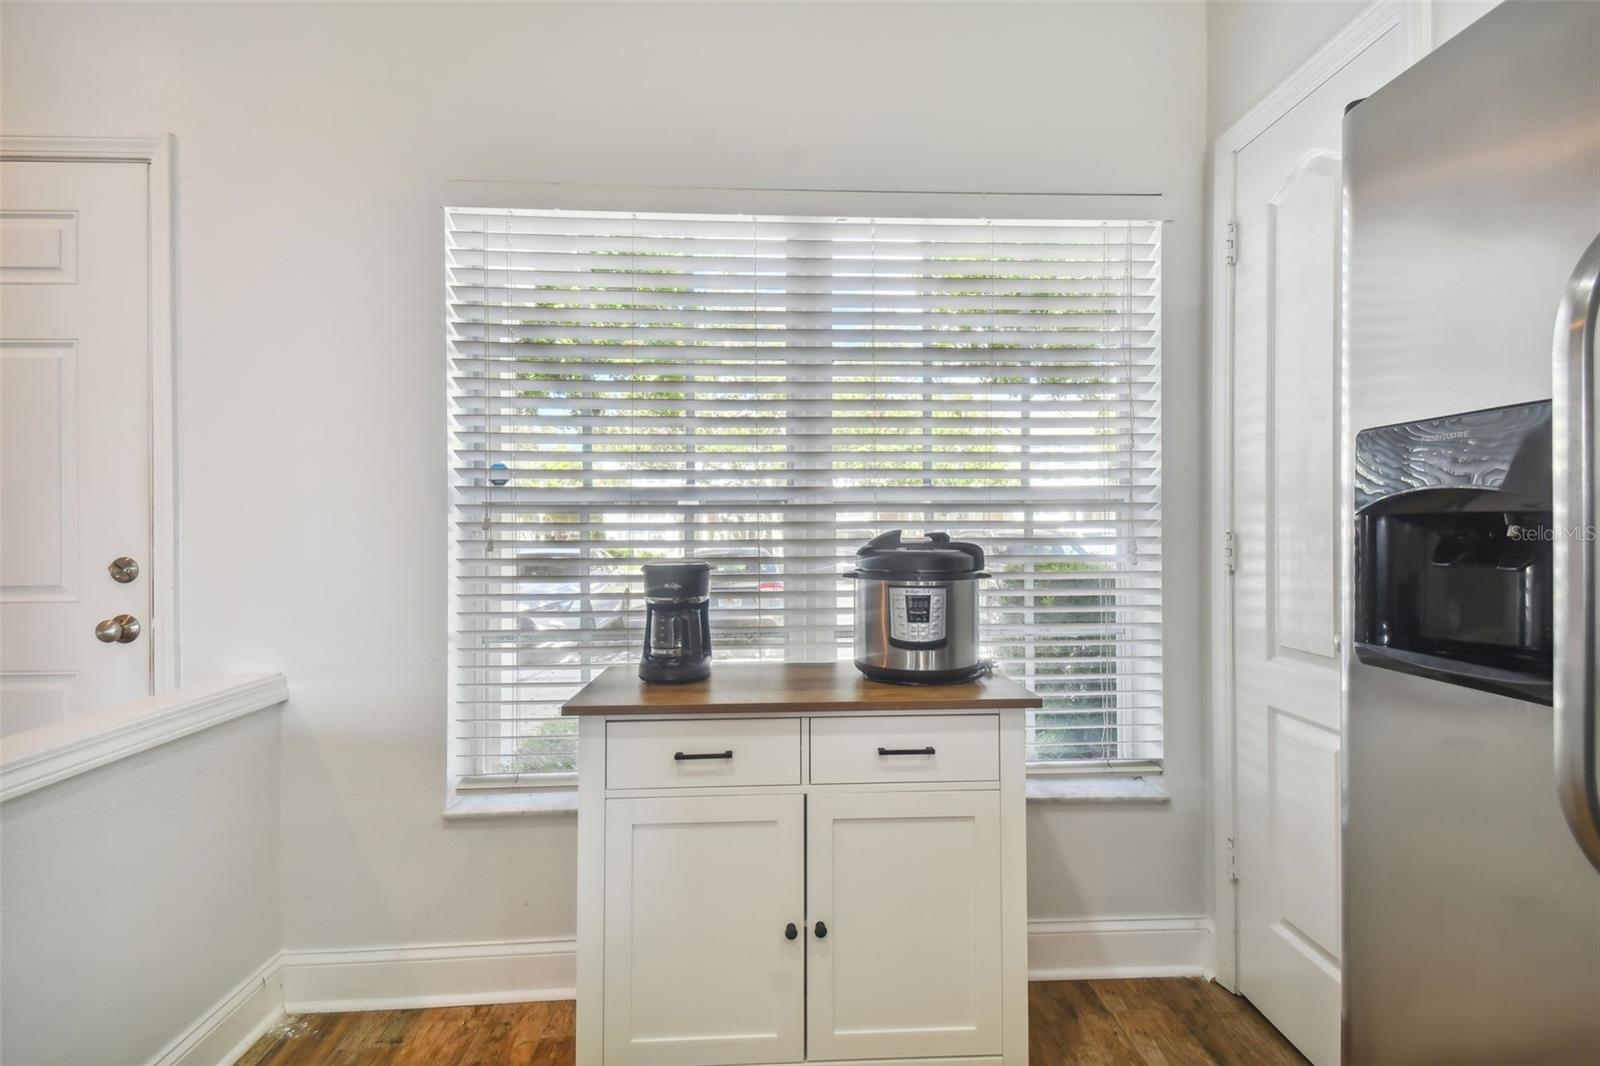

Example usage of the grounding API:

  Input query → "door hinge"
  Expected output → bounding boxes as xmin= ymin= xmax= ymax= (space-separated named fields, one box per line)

xmin=1226 ymin=836 xmax=1239 ymax=884
xmin=1223 ymin=530 xmax=1237 ymax=575
xmin=1224 ymin=220 xmax=1238 ymax=267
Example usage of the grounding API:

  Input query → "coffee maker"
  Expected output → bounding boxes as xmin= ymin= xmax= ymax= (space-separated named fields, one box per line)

xmin=638 ymin=562 xmax=713 ymax=683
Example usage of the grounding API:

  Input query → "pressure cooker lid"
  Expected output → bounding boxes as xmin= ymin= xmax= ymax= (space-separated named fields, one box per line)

xmin=852 ymin=529 xmax=986 ymax=577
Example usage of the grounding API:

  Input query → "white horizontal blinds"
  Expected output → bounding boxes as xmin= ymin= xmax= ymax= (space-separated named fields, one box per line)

xmin=447 ymin=207 xmax=1162 ymax=782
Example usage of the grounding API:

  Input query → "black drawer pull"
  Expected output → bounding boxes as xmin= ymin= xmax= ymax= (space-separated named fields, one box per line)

xmin=674 ymin=750 xmax=733 ymax=761
xmin=877 ymin=746 xmax=936 ymax=756
xmin=814 ymin=920 xmax=828 ymax=939
xmin=785 ymin=922 xmax=798 ymax=941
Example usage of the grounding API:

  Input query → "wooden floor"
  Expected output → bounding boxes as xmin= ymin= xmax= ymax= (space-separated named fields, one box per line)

xmin=1028 ymin=979 xmax=1306 ymax=1066
xmin=238 ymin=979 xmax=1306 ymax=1066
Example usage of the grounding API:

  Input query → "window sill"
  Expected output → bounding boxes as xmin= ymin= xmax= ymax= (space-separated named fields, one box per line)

xmin=1026 ymin=774 xmax=1170 ymax=804
xmin=443 ymin=789 xmax=578 ymax=820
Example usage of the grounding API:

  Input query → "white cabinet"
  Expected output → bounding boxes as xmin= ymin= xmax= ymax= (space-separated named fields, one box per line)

xmin=575 ymin=706 xmax=1028 ymax=1066
xmin=806 ymin=790 xmax=1003 ymax=1061
xmin=603 ymin=795 xmax=805 ymax=1065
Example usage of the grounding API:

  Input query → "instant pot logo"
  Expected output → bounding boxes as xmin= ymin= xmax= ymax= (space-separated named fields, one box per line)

xmin=1507 ymin=523 xmax=1597 ymax=541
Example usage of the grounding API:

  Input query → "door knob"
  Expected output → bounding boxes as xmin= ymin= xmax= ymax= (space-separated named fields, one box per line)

xmin=107 ymin=556 xmax=139 ymax=583
xmin=95 ymin=614 xmax=141 ymax=644
xmin=814 ymin=920 xmax=828 ymax=939
xmin=785 ymin=923 xmax=798 ymax=941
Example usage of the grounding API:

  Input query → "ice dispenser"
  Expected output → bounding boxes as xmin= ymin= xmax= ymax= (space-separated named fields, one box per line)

xmin=1352 ymin=400 xmax=1553 ymax=704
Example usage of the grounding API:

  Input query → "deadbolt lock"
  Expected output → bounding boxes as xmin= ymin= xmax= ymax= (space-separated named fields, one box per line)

xmin=107 ymin=557 xmax=140 ymax=584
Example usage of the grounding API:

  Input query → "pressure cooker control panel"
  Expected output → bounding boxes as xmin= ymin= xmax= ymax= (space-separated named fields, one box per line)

xmin=889 ymin=586 xmax=947 ymax=645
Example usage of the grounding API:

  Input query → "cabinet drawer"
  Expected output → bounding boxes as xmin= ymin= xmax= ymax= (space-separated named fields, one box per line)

xmin=809 ymin=714 xmax=999 ymax=785
xmin=606 ymin=717 xmax=801 ymax=790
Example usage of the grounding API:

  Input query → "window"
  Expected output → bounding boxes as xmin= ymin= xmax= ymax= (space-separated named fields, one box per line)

xmin=447 ymin=207 xmax=1161 ymax=785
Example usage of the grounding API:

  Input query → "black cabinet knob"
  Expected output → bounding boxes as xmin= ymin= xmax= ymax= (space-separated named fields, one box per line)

xmin=785 ymin=922 xmax=798 ymax=941
xmin=814 ymin=920 xmax=828 ymax=939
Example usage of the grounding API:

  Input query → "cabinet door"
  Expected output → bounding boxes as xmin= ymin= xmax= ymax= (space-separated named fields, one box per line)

xmin=604 ymin=794 xmax=804 ymax=1066
xmin=806 ymin=790 xmax=1003 ymax=1060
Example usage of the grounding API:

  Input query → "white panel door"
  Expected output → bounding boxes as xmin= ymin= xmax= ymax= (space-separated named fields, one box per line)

xmin=1 ymin=160 xmax=151 ymax=734
xmin=1228 ymin=26 xmax=1407 ymax=1066
xmin=603 ymin=794 xmax=803 ymax=1066
xmin=806 ymin=789 xmax=1002 ymax=1061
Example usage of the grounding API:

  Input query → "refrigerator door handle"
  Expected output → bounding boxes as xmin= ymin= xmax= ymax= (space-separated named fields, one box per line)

xmin=1553 ymin=231 xmax=1600 ymax=875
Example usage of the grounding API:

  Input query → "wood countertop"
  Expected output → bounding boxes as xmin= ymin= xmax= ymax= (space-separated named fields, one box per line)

xmin=560 ymin=662 xmax=1042 ymax=716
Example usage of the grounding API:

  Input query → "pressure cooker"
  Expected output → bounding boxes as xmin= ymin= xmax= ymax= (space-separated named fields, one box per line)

xmin=846 ymin=529 xmax=989 ymax=684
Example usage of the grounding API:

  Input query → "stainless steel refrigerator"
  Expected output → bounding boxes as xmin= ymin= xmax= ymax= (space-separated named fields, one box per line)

xmin=1343 ymin=4 xmax=1600 ymax=1063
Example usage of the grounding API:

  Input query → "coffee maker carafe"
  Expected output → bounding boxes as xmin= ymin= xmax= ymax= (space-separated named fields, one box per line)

xmin=638 ymin=562 xmax=713 ymax=683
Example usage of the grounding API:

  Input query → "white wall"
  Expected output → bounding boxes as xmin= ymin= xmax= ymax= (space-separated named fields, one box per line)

xmin=1207 ymin=0 xmax=1371 ymax=137
xmin=1 ymin=0 xmax=1210 ymax=959
xmin=0 ymin=711 xmax=281 ymax=1064
xmin=1207 ymin=0 xmax=1502 ymax=141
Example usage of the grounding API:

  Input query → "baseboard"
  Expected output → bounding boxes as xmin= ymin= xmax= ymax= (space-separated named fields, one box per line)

xmin=1027 ymin=916 xmax=1215 ymax=981
xmin=149 ymin=954 xmax=284 ymax=1066
xmin=279 ymin=937 xmax=576 ymax=1013
xmin=257 ymin=922 xmax=1212 ymax=1015
xmin=149 ymin=923 xmax=1212 ymax=1063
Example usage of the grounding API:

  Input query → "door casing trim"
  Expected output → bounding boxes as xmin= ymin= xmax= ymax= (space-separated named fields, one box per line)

xmin=1 ymin=134 xmax=180 ymax=693
xmin=1206 ymin=2 xmax=1430 ymax=991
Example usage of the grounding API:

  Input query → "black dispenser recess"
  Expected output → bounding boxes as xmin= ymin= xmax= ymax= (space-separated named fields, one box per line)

xmin=1352 ymin=400 xmax=1553 ymax=704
